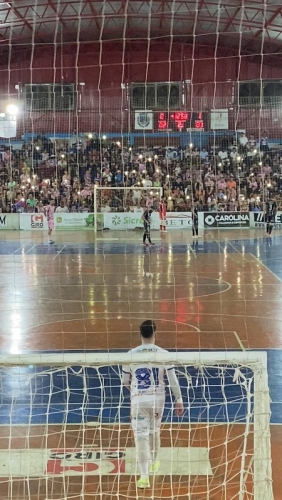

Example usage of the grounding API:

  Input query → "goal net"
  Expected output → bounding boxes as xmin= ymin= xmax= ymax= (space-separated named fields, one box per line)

xmin=0 ymin=351 xmax=273 ymax=500
xmin=94 ymin=186 xmax=163 ymax=231
xmin=0 ymin=0 xmax=280 ymax=232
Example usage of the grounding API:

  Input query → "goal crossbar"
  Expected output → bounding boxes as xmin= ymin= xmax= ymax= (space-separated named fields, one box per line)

xmin=0 ymin=349 xmax=267 ymax=367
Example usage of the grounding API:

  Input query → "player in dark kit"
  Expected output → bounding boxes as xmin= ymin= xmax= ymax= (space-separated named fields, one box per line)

xmin=192 ymin=201 xmax=201 ymax=239
xmin=142 ymin=208 xmax=154 ymax=246
xmin=265 ymin=199 xmax=277 ymax=236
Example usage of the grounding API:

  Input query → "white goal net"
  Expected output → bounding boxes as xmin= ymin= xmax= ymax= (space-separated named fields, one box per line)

xmin=0 ymin=351 xmax=273 ymax=500
xmin=1 ymin=1 xmax=281 ymax=221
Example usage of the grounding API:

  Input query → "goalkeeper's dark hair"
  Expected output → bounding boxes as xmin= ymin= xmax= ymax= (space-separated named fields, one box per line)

xmin=140 ymin=320 xmax=156 ymax=338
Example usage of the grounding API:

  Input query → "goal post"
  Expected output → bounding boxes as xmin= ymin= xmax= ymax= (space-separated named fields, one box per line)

xmin=93 ymin=185 xmax=163 ymax=232
xmin=0 ymin=350 xmax=273 ymax=500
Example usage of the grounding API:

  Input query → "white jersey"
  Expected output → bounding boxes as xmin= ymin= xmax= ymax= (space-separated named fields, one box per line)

xmin=122 ymin=344 xmax=175 ymax=401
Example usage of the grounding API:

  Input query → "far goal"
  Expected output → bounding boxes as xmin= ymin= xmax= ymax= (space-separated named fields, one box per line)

xmin=94 ymin=186 xmax=163 ymax=231
xmin=0 ymin=350 xmax=273 ymax=500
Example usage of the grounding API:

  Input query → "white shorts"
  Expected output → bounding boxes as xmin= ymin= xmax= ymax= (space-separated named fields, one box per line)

xmin=131 ymin=396 xmax=165 ymax=437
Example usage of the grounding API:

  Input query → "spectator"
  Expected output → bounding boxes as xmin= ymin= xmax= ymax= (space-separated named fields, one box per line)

xmin=26 ymin=193 xmax=37 ymax=211
xmin=0 ymin=133 xmax=279 ymax=217
xmin=55 ymin=199 xmax=69 ymax=213
xmin=260 ymin=132 xmax=270 ymax=152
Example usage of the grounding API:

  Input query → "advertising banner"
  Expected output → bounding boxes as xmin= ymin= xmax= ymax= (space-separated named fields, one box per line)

xmin=204 ymin=212 xmax=250 ymax=229
xmin=54 ymin=212 xmax=103 ymax=230
xmin=0 ymin=214 xmax=7 ymax=229
xmin=250 ymin=211 xmax=282 ymax=228
xmin=0 ymin=447 xmax=211 ymax=477
xmin=20 ymin=213 xmax=103 ymax=230
xmin=20 ymin=213 xmax=48 ymax=230
xmin=166 ymin=212 xmax=192 ymax=229
xmin=103 ymin=212 xmax=158 ymax=230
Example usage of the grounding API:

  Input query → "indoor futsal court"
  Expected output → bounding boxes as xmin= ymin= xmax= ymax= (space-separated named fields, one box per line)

xmin=0 ymin=229 xmax=281 ymax=499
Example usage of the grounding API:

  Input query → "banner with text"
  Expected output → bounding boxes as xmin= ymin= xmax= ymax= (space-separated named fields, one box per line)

xmin=103 ymin=212 xmax=159 ymax=230
xmin=250 ymin=211 xmax=282 ymax=228
xmin=204 ymin=212 xmax=250 ymax=229
xmin=54 ymin=213 xmax=103 ymax=230
xmin=166 ymin=212 xmax=192 ymax=229
xmin=20 ymin=213 xmax=48 ymax=230
xmin=0 ymin=447 xmax=211 ymax=477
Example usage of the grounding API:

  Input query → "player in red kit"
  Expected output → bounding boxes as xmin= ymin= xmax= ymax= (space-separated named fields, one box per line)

xmin=159 ymin=197 xmax=167 ymax=232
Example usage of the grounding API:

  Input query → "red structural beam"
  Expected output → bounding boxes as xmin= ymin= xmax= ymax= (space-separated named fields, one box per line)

xmin=244 ymin=6 xmax=282 ymax=50
xmin=85 ymin=0 xmax=101 ymax=31
xmin=222 ymin=6 xmax=241 ymax=33
xmin=2 ymin=0 xmax=44 ymax=43
xmin=46 ymin=0 xmax=76 ymax=42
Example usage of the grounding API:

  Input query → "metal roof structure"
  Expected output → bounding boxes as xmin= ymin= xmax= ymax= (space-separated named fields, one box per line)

xmin=0 ymin=0 xmax=281 ymax=58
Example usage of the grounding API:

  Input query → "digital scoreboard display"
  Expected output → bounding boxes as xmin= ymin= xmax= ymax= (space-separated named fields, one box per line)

xmin=157 ymin=111 xmax=205 ymax=131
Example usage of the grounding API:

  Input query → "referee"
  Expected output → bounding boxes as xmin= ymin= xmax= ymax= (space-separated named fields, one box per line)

xmin=142 ymin=208 xmax=154 ymax=246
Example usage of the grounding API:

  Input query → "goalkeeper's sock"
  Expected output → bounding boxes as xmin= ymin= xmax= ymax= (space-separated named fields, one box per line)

xmin=150 ymin=432 xmax=161 ymax=464
xmin=136 ymin=436 xmax=150 ymax=478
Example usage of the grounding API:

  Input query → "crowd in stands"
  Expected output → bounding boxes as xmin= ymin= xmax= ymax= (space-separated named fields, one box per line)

xmin=0 ymin=131 xmax=282 ymax=214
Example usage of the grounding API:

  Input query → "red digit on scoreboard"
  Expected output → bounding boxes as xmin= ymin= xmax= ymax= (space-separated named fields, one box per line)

xmin=158 ymin=121 xmax=168 ymax=129
xmin=195 ymin=120 xmax=204 ymax=129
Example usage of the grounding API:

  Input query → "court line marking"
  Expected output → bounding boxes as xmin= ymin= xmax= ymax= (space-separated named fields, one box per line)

xmin=53 ymin=245 xmax=66 ymax=260
xmin=188 ymin=244 xmax=196 ymax=258
xmin=19 ymin=317 xmax=203 ymax=334
xmin=233 ymin=331 xmax=245 ymax=352
xmin=2 ymin=280 xmax=230 ymax=288
xmin=25 ymin=286 xmax=232 ymax=302
xmin=11 ymin=246 xmax=23 ymax=255
xmin=250 ymin=253 xmax=282 ymax=283
xmin=227 ymin=240 xmax=245 ymax=256
xmin=24 ymin=244 xmax=38 ymax=255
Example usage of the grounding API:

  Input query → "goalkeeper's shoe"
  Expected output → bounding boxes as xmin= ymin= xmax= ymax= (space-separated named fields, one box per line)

xmin=137 ymin=477 xmax=150 ymax=489
xmin=150 ymin=461 xmax=160 ymax=473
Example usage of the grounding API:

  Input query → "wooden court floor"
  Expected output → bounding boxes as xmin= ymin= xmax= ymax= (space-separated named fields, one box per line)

xmin=0 ymin=229 xmax=281 ymax=499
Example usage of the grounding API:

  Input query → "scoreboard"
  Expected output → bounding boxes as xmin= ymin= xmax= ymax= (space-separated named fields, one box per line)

xmin=157 ymin=111 xmax=205 ymax=131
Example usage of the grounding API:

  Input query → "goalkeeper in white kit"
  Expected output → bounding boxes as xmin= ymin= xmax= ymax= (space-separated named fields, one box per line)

xmin=122 ymin=320 xmax=184 ymax=489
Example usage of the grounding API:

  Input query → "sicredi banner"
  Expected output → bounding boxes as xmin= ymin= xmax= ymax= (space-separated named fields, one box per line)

xmin=103 ymin=212 xmax=159 ymax=230
xmin=20 ymin=213 xmax=48 ymax=230
xmin=204 ymin=212 xmax=250 ymax=228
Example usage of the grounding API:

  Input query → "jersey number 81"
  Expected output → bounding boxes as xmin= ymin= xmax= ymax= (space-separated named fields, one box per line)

xmin=135 ymin=368 xmax=159 ymax=390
